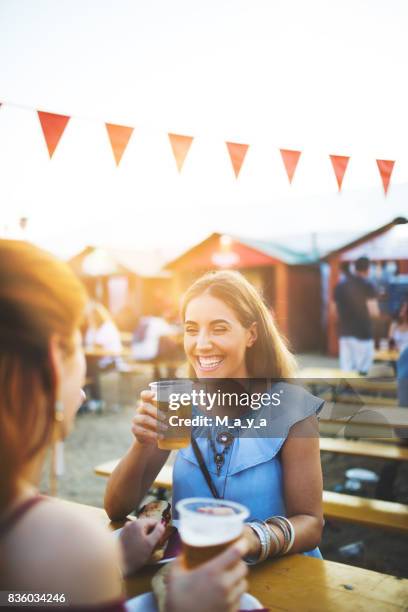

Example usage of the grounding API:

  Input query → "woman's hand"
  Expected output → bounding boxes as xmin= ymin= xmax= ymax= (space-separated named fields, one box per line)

xmin=165 ymin=538 xmax=249 ymax=612
xmin=119 ymin=518 xmax=165 ymax=576
xmin=131 ymin=390 xmax=168 ymax=445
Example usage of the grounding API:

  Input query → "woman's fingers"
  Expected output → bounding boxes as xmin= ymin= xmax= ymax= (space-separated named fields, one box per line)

xmin=223 ymin=560 xmax=248 ymax=590
xmin=140 ymin=389 xmax=155 ymax=402
xmin=225 ymin=575 xmax=248 ymax=608
xmin=137 ymin=400 xmax=167 ymax=422
xmin=146 ymin=521 xmax=166 ymax=547
xmin=134 ymin=412 xmax=168 ymax=432
xmin=131 ymin=393 xmax=169 ymax=444
xmin=131 ymin=421 xmax=162 ymax=443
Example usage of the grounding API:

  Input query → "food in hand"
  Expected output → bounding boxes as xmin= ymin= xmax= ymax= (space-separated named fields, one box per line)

xmin=138 ymin=500 xmax=176 ymax=562
xmin=151 ymin=563 xmax=171 ymax=612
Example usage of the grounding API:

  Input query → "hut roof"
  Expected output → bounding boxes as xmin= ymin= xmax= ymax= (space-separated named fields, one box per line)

xmin=68 ymin=246 xmax=170 ymax=278
xmin=323 ymin=217 xmax=408 ymax=261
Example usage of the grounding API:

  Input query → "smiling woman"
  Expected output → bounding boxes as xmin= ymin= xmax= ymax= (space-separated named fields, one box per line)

xmin=105 ymin=270 xmax=325 ymax=566
xmin=181 ymin=270 xmax=297 ymax=379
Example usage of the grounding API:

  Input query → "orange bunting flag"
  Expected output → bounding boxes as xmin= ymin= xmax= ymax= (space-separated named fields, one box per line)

xmin=280 ymin=149 xmax=301 ymax=184
xmin=105 ymin=123 xmax=134 ymax=166
xmin=376 ymin=159 xmax=395 ymax=195
xmin=329 ymin=155 xmax=350 ymax=192
xmin=37 ymin=111 xmax=70 ymax=158
xmin=226 ymin=142 xmax=249 ymax=178
xmin=168 ymin=133 xmax=194 ymax=172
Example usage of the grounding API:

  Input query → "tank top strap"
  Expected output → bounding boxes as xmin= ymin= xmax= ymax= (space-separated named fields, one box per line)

xmin=0 ymin=494 xmax=46 ymax=538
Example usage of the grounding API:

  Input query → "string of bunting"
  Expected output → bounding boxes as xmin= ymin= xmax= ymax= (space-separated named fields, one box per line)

xmin=0 ymin=101 xmax=396 ymax=195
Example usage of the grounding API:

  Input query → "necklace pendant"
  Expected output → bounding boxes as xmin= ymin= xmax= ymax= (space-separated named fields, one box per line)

xmin=215 ymin=453 xmax=225 ymax=475
xmin=217 ymin=431 xmax=233 ymax=446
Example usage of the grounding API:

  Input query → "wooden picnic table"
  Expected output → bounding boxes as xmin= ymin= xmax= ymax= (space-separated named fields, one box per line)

xmin=125 ymin=553 xmax=408 ymax=610
xmin=85 ymin=347 xmax=133 ymax=358
xmin=60 ymin=500 xmax=408 ymax=610
xmin=298 ymin=367 xmax=362 ymax=379
xmin=375 ymin=349 xmax=400 ymax=364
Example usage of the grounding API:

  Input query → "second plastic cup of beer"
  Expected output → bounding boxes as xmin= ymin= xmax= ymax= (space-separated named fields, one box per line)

xmin=149 ymin=380 xmax=193 ymax=451
xmin=176 ymin=497 xmax=249 ymax=569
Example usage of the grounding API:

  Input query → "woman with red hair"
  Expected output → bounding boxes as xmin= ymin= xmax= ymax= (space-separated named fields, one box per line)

xmin=0 ymin=241 xmax=248 ymax=612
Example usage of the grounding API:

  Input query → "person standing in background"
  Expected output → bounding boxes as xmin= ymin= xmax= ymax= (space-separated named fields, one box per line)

xmin=84 ymin=301 xmax=122 ymax=407
xmin=333 ymin=256 xmax=380 ymax=375
xmin=389 ymin=300 xmax=408 ymax=353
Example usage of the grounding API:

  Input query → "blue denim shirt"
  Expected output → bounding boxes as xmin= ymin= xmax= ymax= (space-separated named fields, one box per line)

xmin=172 ymin=382 xmax=324 ymax=559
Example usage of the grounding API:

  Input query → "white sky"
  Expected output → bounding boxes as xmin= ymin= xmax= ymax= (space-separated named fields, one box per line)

xmin=0 ymin=0 xmax=407 ymax=258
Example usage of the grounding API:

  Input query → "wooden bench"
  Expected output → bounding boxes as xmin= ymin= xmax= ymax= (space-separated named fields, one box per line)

xmin=320 ymin=391 xmax=397 ymax=407
xmin=95 ymin=457 xmax=408 ymax=532
xmin=319 ymin=437 xmax=408 ymax=461
xmin=96 ymin=440 xmax=408 ymax=483
xmin=323 ymin=490 xmax=408 ymax=533
xmin=95 ymin=460 xmax=173 ymax=490
xmin=299 ymin=368 xmax=398 ymax=406
xmin=318 ymin=403 xmax=408 ymax=438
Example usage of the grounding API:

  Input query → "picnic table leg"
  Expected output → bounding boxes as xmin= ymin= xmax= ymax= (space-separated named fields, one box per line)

xmin=375 ymin=460 xmax=400 ymax=501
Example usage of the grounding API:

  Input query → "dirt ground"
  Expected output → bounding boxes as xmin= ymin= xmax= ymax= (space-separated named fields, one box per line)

xmin=40 ymin=355 xmax=408 ymax=579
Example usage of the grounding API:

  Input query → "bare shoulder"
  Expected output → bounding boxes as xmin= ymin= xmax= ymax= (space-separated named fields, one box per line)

xmin=288 ymin=414 xmax=320 ymax=437
xmin=6 ymin=499 xmax=123 ymax=605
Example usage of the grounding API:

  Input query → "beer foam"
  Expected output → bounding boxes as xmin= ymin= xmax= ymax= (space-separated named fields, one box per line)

xmin=179 ymin=522 xmax=242 ymax=547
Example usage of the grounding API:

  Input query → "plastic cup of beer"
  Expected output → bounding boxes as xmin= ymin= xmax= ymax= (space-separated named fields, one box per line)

xmin=176 ymin=497 xmax=249 ymax=569
xmin=149 ymin=380 xmax=193 ymax=451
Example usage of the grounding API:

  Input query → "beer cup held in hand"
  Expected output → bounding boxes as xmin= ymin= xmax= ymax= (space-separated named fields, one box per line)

xmin=176 ymin=498 xmax=249 ymax=569
xmin=149 ymin=380 xmax=193 ymax=451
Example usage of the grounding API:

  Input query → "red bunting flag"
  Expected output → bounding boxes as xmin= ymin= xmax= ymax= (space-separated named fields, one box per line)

xmin=105 ymin=123 xmax=134 ymax=166
xmin=168 ymin=133 xmax=194 ymax=172
xmin=329 ymin=155 xmax=350 ymax=192
xmin=376 ymin=159 xmax=395 ymax=195
xmin=280 ymin=149 xmax=301 ymax=184
xmin=226 ymin=142 xmax=249 ymax=178
xmin=37 ymin=111 xmax=70 ymax=158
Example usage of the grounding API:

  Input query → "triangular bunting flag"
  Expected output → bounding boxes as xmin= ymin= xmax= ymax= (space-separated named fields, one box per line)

xmin=329 ymin=154 xmax=350 ymax=191
xmin=37 ymin=111 xmax=70 ymax=158
xmin=280 ymin=149 xmax=301 ymax=184
xmin=376 ymin=159 xmax=395 ymax=195
xmin=105 ymin=123 xmax=134 ymax=166
xmin=168 ymin=133 xmax=193 ymax=172
xmin=226 ymin=142 xmax=249 ymax=178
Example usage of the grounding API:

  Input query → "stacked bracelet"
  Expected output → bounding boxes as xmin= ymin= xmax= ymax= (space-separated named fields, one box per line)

xmin=266 ymin=516 xmax=295 ymax=555
xmin=244 ymin=516 xmax=296 ymax=565
xmin=246 ymin=521 xmax=271 ymax=564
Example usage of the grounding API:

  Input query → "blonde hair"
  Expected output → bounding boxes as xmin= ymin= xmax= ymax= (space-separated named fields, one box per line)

xmin=180 ymin=270 xmax=297 ymax=378
xmin=0 ymin=240 xmax=87 ymax=510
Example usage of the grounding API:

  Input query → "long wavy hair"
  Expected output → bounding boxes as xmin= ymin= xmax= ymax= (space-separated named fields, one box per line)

xmin=180 ymin=270 xmax=297 ymax=378
xmin=0 ymin=240 xmax=87 ymax=511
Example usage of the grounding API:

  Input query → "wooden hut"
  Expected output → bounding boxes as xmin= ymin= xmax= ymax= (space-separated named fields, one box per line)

xmin=68 ymin=246 xmax=171 ymax=330
xmin=165 ymin=232 xmax=323 ymax=352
